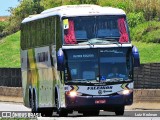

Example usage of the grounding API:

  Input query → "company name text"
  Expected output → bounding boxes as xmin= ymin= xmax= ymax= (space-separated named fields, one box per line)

xmin=87 ymin=86 xmax=113 ymax=90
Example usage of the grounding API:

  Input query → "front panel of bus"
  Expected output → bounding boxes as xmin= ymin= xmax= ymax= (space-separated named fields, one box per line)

xmin=60 ymin=14 xmax=133 ymax=110
xmin=63 ymin=47 xmax=133 ymax=110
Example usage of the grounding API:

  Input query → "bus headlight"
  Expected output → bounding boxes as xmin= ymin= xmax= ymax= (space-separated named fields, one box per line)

xmin=66 ymin=91 xmax=77 ymax=97
xmin=117 ymin=89 xmax=133 ymax=95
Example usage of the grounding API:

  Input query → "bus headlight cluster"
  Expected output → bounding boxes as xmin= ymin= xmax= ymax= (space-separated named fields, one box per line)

xmin=117 ymin=89 xmax=133 ymax=95
xmin=66 ymin=91 xmax=77 ymax=97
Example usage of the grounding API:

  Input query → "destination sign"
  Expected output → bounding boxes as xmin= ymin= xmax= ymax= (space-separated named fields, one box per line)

xmin=66 ymin=49 xmax=97 ymax=60
xmin=73 ymin=54 xmax=94 ymax=58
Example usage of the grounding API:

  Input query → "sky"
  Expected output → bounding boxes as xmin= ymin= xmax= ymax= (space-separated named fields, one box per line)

xmin=0 ymin=0 xmax=20 ymax=16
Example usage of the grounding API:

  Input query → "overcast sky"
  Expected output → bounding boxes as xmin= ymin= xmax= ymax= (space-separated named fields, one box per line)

xmin=0 ymin=0 xmax=20 ymax=16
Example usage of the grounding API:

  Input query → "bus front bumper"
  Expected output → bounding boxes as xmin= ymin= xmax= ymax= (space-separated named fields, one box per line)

xmin=65 ymin=92 xmax=133 ymax=111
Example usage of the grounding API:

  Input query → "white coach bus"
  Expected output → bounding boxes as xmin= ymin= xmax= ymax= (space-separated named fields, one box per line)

xmin=21 ymin=5 xmax=140 ymax=116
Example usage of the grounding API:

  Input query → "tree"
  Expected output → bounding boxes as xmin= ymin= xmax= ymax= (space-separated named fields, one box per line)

xmin=33 ymin=0 xmax=44 ymax=14
xmin=3 ymin=0 xmax=44 ymax=36
xmin=79 ymin=0 xmax=99 ymax=4
xmin=40 ymin=0 xmax=62 ymax=9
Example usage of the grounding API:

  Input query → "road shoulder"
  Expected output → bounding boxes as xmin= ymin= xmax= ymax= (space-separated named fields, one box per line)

xmin=126 ymin=102 xmax=160 ymax=110
xmin=0 ymin=96 xmax=23 ymax=103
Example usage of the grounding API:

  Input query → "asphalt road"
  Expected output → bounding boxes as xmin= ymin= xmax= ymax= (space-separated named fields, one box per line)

xmin=0 ymin=102 xmax=160 ymax=120
xmin=0 ymin=102 xmax=30 ymax=111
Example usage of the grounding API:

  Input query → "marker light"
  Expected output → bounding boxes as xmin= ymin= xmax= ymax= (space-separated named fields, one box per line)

xmin=57 ymin=48 xmax=64 ymax=71
xmin=117 ymin=89 xmax=133 ymax=95
xmin=66 ymin=91 xmax=77 ymax=97
xmin=132 ymin=46 xmax=140 ymax=67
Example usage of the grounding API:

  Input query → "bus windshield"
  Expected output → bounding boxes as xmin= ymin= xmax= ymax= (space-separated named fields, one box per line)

xmin=63 ymin=15 xmax=130 ymax=44
xmin=64 ymin=48 xmax=132 ymax=83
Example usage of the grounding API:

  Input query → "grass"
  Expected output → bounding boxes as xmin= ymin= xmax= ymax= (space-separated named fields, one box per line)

xmin=132 ymin=41 xmax=160 ymax=64
xmin=130 ymin=21 xmax=160 ymax=43
xmin=0 ymin=32 xmax=20 ymax=67
xmin=0 ymin=32 xmax=160 ymax=67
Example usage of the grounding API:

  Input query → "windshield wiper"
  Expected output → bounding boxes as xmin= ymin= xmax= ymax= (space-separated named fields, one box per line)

xmin=89 ymin=40 xmax=96 ymax=47
xmin=97 ymin=38 xmax=120 ymax=44
xmin=78 ymin=39 xmax=95 ymax=47
xmin=89 ymin=38 xmax=120 ymax=44
xmin=88 ymin=38 xmax=108 ymax=44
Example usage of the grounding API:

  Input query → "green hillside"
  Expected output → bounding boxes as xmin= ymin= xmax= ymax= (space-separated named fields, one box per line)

xmin=132 ymin=42 xmax=160 ymax=64
xmin=0 ymin=32 xmax=20 ymax=67
xmin=0 ymin=32 xmax=160 ymax=67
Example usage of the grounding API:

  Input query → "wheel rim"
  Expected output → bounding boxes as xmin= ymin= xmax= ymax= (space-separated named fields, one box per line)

xmin=32 ymin=94 xmax=38 ymax=112
xmin=56 ymin=96 xmax=68 ymax=116
xmin=56 ymin=97 xmax=60 ymax=110
xmin=29 ymin=97 xmax=32 ymax=108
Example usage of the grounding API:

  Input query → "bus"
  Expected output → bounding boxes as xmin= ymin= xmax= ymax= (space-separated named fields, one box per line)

xmin=21 ymin=5 xmax=140 ymax=116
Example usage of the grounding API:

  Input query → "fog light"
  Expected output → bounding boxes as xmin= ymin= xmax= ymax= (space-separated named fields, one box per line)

xmin=117 ymin=89 xmax=132 ymax=95
xmin=122 ymin=90 xmax=130 ymax=95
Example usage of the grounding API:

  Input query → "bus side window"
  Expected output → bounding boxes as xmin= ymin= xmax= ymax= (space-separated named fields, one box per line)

xmin=64 ymin=20 xmax=77 ymax=44
xmin=56 ymin=16 xmax=62 ymax=51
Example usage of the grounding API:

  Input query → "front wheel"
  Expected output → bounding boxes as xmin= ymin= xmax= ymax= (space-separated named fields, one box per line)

xmin=83 ymin=110 xmax=99 ymax=116
xmin=55 ymin=95 xmax=68 ymax=117
xmin=58 ymin=109 xmax=68 ymax=117
xmin=115 ymin=106 xmax=124 ymax=116
xmin=39 ymin=108 xmax=53 ymax=117
xmin=31 ymin=93 xmax=38 ymax=113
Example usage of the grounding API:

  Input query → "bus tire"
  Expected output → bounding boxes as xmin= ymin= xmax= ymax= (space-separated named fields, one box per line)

xmin=39 ymin=108 xmax=53 ymax=117
xmin=44 ymin=111 xmax=53 ymax=117
xmin=55 ymin=91 xmax=68 ymax=117
xmin=115 ymin=106 xmax=124 ymax=116
xmin=83 ymin=110 xmax=99 ymax=116
xmin=58 ymin=109 xmax=68 ymax=117
xmin=31 ymin=89 xmax=38 ymax=113
xmin=29 ymin=89 xmax=32 ymax=108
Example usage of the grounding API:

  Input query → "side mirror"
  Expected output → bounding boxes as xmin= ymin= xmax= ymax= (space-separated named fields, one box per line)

xmin=132 ymin=46 xmax=140 ymax=67
xmin=57 ymin=48 xmax=65 ymax=71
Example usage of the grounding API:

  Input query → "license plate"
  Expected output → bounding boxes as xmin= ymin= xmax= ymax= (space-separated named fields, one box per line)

xmin=95 ymin=99 xmax=106 ymax=104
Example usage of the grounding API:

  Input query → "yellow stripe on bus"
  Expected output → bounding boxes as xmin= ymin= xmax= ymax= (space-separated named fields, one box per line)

xmin=121 ymin=83 xmax=129 ymax=90
xmin=28 ymin=49 xmax=36 ymax=69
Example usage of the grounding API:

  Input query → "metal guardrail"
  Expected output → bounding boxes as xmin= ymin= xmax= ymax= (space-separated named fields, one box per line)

xmin=134 ymin=63 xmax=160 ymax=89
xmin=0 ymin=68 xmax=21 ymax=87
xmin=0 ymin=63 xmax=160 ymax=88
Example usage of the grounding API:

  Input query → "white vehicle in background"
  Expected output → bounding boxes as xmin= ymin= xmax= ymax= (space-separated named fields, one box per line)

xmin=20 ymin=5 xmax=140 ymax=116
